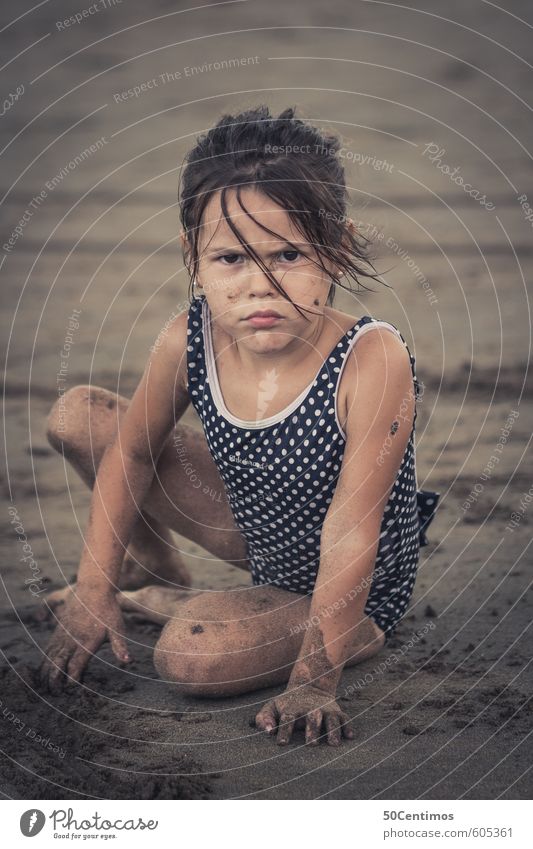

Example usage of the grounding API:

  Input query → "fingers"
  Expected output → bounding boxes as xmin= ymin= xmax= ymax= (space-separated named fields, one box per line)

xmin=39 ymin=645 xmax=74 ymax=695
xmin=325 ymin=713 xmax=342 ymax=746
xmin=38 ymin=616 xmax=131 ymax=697
xmin=276 ymin=713 xmax=296 ymax=746
xmin=257 ymin=707 xmax=322 ymax=746
xmin=39 ymin=646 xmax=91 ymax=694
xmin=305 ymin=709 xmax=323 ymax=746
xmin=256 ymin=701 xmax=353 ymax=747
xmin=65 ymin=647 xmax=92 ymax=687
xmin=305 ymin=710 xmax=353 ymax=746
xmin=255 ymin=702 xmax=277 ymax=735
xmin=339 ymin=710 xmax=355 ymax=740
xmin=109 ymin=629 xmax=131 ymax=665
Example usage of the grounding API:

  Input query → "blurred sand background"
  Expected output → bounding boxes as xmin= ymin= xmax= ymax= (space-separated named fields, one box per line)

xmin=1 ymin=0 xmax=532 ymax=799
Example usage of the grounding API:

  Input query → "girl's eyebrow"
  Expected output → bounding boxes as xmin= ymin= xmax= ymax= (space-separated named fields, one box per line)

xmin=206 ymin=241 xmax=310 ymax=254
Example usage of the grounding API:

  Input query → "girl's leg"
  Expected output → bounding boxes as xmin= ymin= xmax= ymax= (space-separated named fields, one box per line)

xmin=44 ymin=384 xmax=386 ymax=697
xmin=45 ymin=385 xmax=250 ymax=591
xmin=38 ymin=581 xmax=385 ymax=688
xmin=151 ymin=584 xmax=387 ymax=697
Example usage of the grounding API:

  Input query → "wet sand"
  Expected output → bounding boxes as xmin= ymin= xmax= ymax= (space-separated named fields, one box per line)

xmin=1 ymin=0 xmax=532 ymax=799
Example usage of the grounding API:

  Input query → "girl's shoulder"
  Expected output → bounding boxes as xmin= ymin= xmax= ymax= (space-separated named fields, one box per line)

xmin=333 ymin=308 xmax=417 ymax=435
xmin=148 ymin=307 xmax=190 ymax=393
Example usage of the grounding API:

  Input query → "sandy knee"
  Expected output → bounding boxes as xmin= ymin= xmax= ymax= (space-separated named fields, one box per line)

xmin=152 ymin=593 xmax=255 ymax=696
xmin=153 ymin=619 xmax=227 ymax=696
xmin=46 ymin=384 xmax=123 ymax=456
xmin=152 ymin=587 xmax=308 ymax=696
xmin=46 ymin=384 xmax=96 ymax=450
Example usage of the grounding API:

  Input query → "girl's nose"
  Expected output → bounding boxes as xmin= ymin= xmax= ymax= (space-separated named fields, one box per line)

xmin=246 ymin=264 xmax=278 ymax=298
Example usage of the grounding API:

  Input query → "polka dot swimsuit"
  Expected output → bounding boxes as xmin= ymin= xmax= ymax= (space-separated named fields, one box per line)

xmin=186 ymin=295 xmax=440 ymax=642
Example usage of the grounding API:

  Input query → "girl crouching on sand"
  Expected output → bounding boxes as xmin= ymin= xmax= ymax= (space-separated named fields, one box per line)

xmin=39 ymin=106 xmax=439 ymax=747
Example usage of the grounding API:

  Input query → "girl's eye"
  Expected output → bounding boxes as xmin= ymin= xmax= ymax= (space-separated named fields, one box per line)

xmin=279 ymin=250 xmax=301 ymax=262
xmin=218 ymin=254 xmax=243 ymax=265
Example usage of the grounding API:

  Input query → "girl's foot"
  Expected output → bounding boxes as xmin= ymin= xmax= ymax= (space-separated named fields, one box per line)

xmin=35 ymin=582 xmax=198 ymax=625
xmin=118 ymin=546 xmax=192 ymax=592
xmin=118 ymin=516 xmax=193 ymax=591
xmin=117 ymin=584 xmax=199 ymax=624
xmin=34 ymin=584 xmax=75 ymax=622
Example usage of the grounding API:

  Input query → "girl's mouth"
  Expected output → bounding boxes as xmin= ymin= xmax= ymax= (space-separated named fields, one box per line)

xmin=245 ymin=311 xmax=283 ymax=329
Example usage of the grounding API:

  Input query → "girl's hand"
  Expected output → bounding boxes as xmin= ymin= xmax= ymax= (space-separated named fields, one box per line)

xmin=255 ymin=684 xmax=354 ymax=746
xmin=39 ymin=590 xmax=131 ymax=694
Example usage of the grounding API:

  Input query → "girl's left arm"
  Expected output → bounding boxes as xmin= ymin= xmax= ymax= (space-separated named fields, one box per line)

xmin=256 ymin=327 xmax=416 ymax=746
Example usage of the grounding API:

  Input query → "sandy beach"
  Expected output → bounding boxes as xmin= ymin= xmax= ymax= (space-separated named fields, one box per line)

xmin=1 ymin=0 xmax=532 ymax=799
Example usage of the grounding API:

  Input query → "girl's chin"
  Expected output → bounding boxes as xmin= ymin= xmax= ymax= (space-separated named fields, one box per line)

xmin=241 ymin=332 xmax=292 ymax=351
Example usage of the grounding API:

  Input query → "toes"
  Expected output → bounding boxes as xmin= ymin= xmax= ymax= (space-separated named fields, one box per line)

xmin=44 ymin=586 xmax=74 ymax=608
xmin=38 ymin=587 xmax=74 ymax=622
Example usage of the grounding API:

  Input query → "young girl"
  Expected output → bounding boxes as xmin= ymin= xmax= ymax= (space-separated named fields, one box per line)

xmin=39 ymin=105 xmax=439 ymax=747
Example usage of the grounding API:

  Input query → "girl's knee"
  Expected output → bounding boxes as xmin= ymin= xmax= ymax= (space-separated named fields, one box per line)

xmin=153 ymin=621 xmax=221 ymax=695
xmin=153 ymin=607 xmax=246 ymax=697
xmin=46 ymin=384 xmax=118 ymax=455
xmin=47 ymin=385 xmax=89 ymax=453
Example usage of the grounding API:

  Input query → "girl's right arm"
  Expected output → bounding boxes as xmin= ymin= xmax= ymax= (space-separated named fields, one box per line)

xmin=39 ymin=310 xmax=191 ymax=693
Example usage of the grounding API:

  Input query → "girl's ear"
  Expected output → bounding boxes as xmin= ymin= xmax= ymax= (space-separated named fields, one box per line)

xmin=345 ymin=217 xmax=356 ymax=236
xmin=179 ymin=228 xmax=193 ymax=269
xmin=180 ymin=229 xmax=201 ymax=289
xmin=337 ymin=217 xmax=357 ymax=271
xmin=324 ymin=217 xmax=357 ymax=280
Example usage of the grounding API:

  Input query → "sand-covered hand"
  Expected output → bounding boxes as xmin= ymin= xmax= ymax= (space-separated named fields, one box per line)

xmin=38 ymin=591 xmax=131 ymax=694
xmin=255 ymin=684 xmax=354 ymax=747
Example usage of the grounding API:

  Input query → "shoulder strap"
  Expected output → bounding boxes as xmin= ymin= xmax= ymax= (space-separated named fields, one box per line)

xmin=186 ymin=295 xmax=206 ymax=402
xmin=335 ymin=316 xmax=420 ymax=430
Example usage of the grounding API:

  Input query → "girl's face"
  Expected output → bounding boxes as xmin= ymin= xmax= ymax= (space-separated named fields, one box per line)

xmin=188 ymin=187 xmax=340 ymax=355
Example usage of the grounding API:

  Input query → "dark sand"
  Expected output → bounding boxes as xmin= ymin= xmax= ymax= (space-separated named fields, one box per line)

xmin=1 ymin=0 xmax=532 ymax=799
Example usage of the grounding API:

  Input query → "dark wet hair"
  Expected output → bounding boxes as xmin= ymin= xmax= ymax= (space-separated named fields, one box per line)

xmin=179 ymin=105 xmax=387 ymax=316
